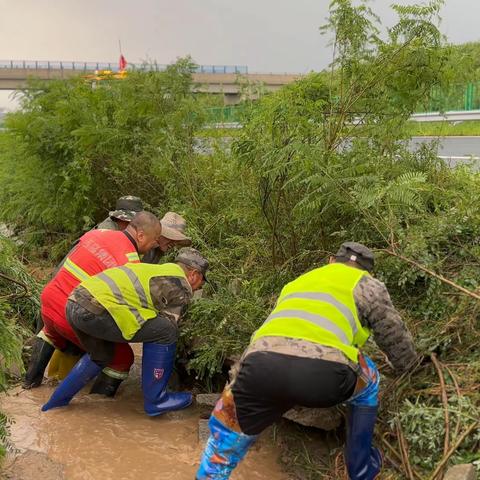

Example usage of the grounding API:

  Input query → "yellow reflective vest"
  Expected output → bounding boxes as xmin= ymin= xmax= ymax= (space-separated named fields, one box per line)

xmin=252 ymin=263 xmax=371 ymax=363
xmin=80 ymin=263 xmax=187 ymax=340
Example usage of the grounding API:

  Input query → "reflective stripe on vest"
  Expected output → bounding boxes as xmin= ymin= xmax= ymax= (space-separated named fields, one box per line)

xmin=252 ymin=263 xmax=371 ymax=363
xmin=96 ymin=272 xmax=148 ymax=329
xmin=278 ymin=292 xmax=358 ymax=337
xmin=81 ymin=263 xmax=187 ymax=340
xmin=117 ymin=266 xmax=149 ymax=308
xmin=263 ymin=309 xmax=350 ymax=344
xmin=126 ymin=252 xmax=140 ymax=262
xmin=63 ymin=258 xmax=90 ymax=282
xmin=102 ymin=367 xmax=129 ymax=380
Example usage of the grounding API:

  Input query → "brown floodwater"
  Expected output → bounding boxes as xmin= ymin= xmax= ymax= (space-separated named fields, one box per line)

xmin=0 ymin=361 xmax=289 ymax=479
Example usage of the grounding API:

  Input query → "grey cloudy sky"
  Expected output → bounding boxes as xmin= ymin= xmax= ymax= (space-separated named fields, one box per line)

xmin=0 ymin=0 xmax=478 ymax=109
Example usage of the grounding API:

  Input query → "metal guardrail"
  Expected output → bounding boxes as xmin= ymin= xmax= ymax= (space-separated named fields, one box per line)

xmin=411 ymin=110 xmax=480 ymax=122
xmin=204 ymin=107 xmax=480 ymax=128
xmin=0 ymin=60 xmax=248 ymax=75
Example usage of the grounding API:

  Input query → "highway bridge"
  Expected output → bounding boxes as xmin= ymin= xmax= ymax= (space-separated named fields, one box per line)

xmin=0 ymin=60 xmax=301 ymax=104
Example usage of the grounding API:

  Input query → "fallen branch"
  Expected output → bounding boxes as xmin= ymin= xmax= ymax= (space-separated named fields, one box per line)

xmin=396 ymin=419 xmax=415 ymax=480
xmin=442 ymin=364 xmax=463 ymax=440
xmin=431 ymin=354 xmax=450 ymax=460
xmin=381 ymin=436 xmax=423 ymax=480
xmin=384 ymin=453 xmax=408 ymax=479
xmin=380 ymin=249 xmax=480 ymax=301
xmin=428 ymin=421 xmax=479 ymax=480
xmin=0 ymin=271 xmax=29 ymax=298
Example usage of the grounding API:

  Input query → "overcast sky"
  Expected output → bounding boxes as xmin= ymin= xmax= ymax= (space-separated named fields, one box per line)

xmin=0 ymin=0 xmax=479 ymax=110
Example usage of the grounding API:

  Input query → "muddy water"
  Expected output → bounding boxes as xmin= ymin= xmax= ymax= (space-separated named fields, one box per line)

xmin=1 ymin=365 xmax=288 ymax=479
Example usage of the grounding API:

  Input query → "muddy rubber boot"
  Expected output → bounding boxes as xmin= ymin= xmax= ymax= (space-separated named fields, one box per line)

xmin=47 ymin=350 xmax=81 ymax=381
xmin=344 ymin=404 xmax=382 ymax=480
xmin=196 ymin=416 xmax=257 ymax=479
xmin=23 ymin=336 xmax=55 ymax=389
xmin=90 ymin=371 xmax=123 ymax=397
xmin=42 ymin=354 xmax=101 ymax=411
xmin=142 ymin=342 xmax=192 ymax=416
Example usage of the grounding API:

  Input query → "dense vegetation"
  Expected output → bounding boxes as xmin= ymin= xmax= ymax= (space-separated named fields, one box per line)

xmin=0 ymin=237 xmax=41 ymax=457
xmin=0 ymin=0 xmax=479 ymax=476
xmin=447 ymin=41 xmax=480 ymax=83
xmin=0 ymin=58 xmax=204 ymax=257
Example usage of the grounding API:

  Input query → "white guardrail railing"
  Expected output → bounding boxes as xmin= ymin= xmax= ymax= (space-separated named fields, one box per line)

xmin=211 ymin=110 xmax=480 ymax=129
xmin=411 ymin=110 xmax=480 ymax=122
xmin=0 ymin=60 xmax=248 ymax=75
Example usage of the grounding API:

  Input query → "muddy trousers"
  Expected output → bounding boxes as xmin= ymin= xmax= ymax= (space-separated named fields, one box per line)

xmin=196 ymin=352 xmax=380 ymax=480
xmin=43 ymin=302 xmax=189 ymax=414
xmin=66 ymin=300 xmax=178 ymax=366
xmin=67 ymin=299 xmax=180 ymax=400
xmin=41 ymin=309 xmax=134 ymax=385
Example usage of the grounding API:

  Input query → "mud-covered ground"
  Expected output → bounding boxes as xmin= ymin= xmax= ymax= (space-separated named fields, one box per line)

xmin=0 ymin=347 xmax=289 ymax=480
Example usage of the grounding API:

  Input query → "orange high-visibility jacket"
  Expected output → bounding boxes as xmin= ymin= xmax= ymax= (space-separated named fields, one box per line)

xmin=41 ymin=229 xmax=140 ymax=334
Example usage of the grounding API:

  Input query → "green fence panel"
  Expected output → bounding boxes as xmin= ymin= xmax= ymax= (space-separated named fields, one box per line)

xmin=422 ymin=82 xmax=480 ymax=113
xmin=205 ymin=105 xmax=247 ymax=124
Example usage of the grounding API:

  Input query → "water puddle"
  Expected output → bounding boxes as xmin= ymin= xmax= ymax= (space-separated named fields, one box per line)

xmin=1 ymin=363 xmax=288 ymax=479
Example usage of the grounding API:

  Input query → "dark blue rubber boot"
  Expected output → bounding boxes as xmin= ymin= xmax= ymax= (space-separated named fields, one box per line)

xmin=42 ymin=354 xmax=101 ymax=412
xmin=344 ymin=404 xmax=382 ymax=480
xmin=142 ymin=342 xmax=192 ymax=416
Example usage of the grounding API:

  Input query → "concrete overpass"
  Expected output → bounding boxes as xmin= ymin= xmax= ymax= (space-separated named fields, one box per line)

xmin=0 ymin=60 xmax=301 ymax=104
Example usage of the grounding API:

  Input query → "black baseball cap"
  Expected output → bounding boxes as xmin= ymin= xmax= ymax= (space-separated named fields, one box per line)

xmin=335 ymin=242 xmax=374 ymax=272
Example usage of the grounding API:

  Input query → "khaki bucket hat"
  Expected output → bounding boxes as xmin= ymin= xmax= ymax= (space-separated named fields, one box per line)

xmin=160 ymin=212 xmax=192 ymax=246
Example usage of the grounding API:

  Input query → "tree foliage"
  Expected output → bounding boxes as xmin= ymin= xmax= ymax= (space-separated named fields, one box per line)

xmin=447 ymin=41 xmax=480 ymax=83
xmin=0 ymin=236 xmax=41 ymax=458
xmin=0 ymin=58 xmax=203 ymax=253
xmin=0 ymin=0 xmax=479 ymax=475
xmin=234 ymin=0 xmax=451 ymax=267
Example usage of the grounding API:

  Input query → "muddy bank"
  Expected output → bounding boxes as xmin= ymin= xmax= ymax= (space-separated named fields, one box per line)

xmin=0 ymin=360 xmax=289 ymax=480
xmin=2 ymin=450 xmax=65 ymax=480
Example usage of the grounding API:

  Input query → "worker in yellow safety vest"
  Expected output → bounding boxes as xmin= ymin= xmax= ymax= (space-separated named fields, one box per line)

xmin=197 ymin=242 xmax=418 ymax=480
xmin=42 ymin=247 xmax=208 ymax=416
xmin=32 ymin=196 xmax=192 ymax=393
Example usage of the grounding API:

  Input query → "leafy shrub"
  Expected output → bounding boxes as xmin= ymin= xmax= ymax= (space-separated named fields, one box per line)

xmin=395 ymin=396 xmax=480 ymax=469
xmin=0 ymin=236 xmax=41 ymax=458
xmin=0 ymin=58 xmax=203 ymax=254
xmin=0 ymin=1 xmax=478 ymax=476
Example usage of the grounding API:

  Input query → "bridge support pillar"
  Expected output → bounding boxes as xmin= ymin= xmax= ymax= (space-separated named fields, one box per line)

xmin=223 ymin=93 xmax=241 ymax=105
